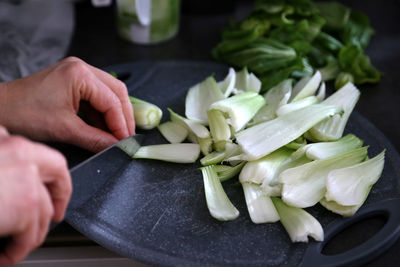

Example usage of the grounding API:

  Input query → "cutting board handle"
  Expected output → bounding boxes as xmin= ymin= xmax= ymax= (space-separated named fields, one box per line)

xmin=300 ymin=198 xmax=400 ymax=267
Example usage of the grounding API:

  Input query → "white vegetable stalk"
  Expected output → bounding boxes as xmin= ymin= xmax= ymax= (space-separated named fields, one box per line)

xmin=207 ymin=109 xmax=231 ymax=151
xmin=276 ymin=96 xmax=318 ymax=117
xmin=320 ymin=198 xmax=363 ymax=217
xmin=168 ymin=108 xmax=210 ymax=139
xmin=130 ymin=97 xmax=162 ymax=130
xmin=316 ymin=82 xmax=326 ymax=102
xmin=280 ymin=146 xmax=368 ymax=208
xmin=222 ymin=143 xmax=245 ymax=166
xmin=201 ymin=165 xmax=239 ymax=221
xmin=242 ymin=183 xmax=280 ymax=224
xmin=185 ymin=76 xmax=225 ymax=124
xmin=218 ymin=67 xmax=236 ymax=97
xmin=234 ymin=67 xmax=262 ymax=94
xmin=285 ymin=136 xmax=307 ymax=150
xmin=308 ymin=82 xmax=360 ymax=141
xmin=133 ymin=143 xmax=201 ymax=163
xmin=249 ymin=79 xmax=292 ymax=125
xmin=198 ymin=137 xmax=213 ymax=156
xmin=216 ymin=161 xmax=246 ymax=182
xmin=272 ymin=197 xmax=324 ymax=243
xmin=158 ymin=121 xmax=188 ymax=143
xmin=325 ymin=150 xmax=385 ymax=206
xmin=291 ymin=134 xmax=363 ymax=160
xmin=236 ymin=103 xmax=343 ymax=161
xmin=290 ymin=71 xmax=322 ymax=102
xmin=210 ymin=91 xmax=266 ymax=132
xmin=239 ymin=147 xmax=293 ymax=185
xmin=200 ymin=151 xmax=226 ymax=166
xmin=269 ymin=155 xmax=312 ymax=186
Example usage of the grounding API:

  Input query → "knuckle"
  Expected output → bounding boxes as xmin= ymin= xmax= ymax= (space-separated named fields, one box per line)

xmin=61 ymin=60 xmax=89 ymax=79
xmin=0 ymin=125 xmax=9 ymax=137
xmin=115 ymin=79 xmax=128 ymax=93
xmin=62 ymin=56 xmax=83 ymax=64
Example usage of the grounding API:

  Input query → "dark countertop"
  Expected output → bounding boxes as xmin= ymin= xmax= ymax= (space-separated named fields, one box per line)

xmin=62 ymin=0 xmax=400 ymax=266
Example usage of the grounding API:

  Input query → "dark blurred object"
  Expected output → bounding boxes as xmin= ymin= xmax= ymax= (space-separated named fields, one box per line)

xmin=181 ymin=0 xmax=238 ymax=15
xmin=0 ymin=0 xmax=74 ymax=81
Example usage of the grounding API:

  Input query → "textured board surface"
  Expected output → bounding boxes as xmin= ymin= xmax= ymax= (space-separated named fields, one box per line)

xmin=66 ymin=61 xmax=400 ymax=266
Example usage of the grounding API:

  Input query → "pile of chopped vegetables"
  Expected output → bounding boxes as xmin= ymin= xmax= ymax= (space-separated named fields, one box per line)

xmin=212 ymin=0 xmax=381 ymax=91
xmin=130 ymin=68 xmax=385 ymax=243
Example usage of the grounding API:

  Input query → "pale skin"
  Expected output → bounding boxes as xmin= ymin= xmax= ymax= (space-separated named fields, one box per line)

xmin=0 ymin=57 xmax=135 ymax=266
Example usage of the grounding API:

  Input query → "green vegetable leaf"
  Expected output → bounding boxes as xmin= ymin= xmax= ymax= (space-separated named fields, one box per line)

xmin=338 ymin=45 xmax=381 ymax=85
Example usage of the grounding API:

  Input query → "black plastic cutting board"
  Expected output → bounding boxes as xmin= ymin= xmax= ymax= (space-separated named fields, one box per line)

xmin=65 ymin=61 xmax=400 ymax=266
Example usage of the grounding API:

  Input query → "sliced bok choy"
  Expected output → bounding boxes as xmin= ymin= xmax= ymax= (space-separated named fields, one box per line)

xmin=185 ymin=76 xmax=224 ymax=124
xmin=234 ymin=67 xmax=262 ymax=94
xmin=272 ymin=197 xmax=324 ymax=242
xmin=316 ymin=82 xmax=326 ymax=102
xmin=239 ymin=147 xmax=293 ymax=185
xmin=130 ymin=96 xmax=162 ymax=130
xmin=291 ymin=134 xmax=363 ymax=160
xmin=218 ymin=67 xmax=236 ymax=97
xmin=320 ymin=198 xmax=363 ymax=217
xmin=236 ymin=103 xmax=343 ymax=160
xmin=210 ymin=91 xmax=266 ymax=132
xmin=285 ymin=136 xmax=307 ymax=150
xmin=242 ymin=183 xmax=280 ymax=224
xmin=207 ymin=109 xmax=231 ymax=151
xmin=201 ymin=165 xmax=239 ymax=221
xmin=168 ymin=108 xmax=212 ymax=155
xmin=290 ymin=71 xmax=322 ymax=102
xmin=200 ymin=151 xmax=227 ymax=166
xmin=308 ymin=82 xmax=360 ymax=141
xmin=133 ymin=143 xmax=200 ymax=163
xmin=276 ymin=96 xmax=318 ymax=117
xmin=280 ymin=147 xmax=368 ymax=208
xmin=216 ymin=161 xmax=246 ymax=182
xmin=325 ymin=150 xmax=385 ymax=206
xmin=158 ymin=121 xmax=188 ymax=143
xmin=169 ymin=108 xmax=210 ymax=139
xmin=249 ymin=79 xmax=292 ymax=125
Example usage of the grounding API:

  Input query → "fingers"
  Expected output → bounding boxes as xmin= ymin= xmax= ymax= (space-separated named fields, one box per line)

xmin=21 ymin=142 xmax=71 ymax=222
xmin=79 ymin=72 xmax=130 ymax=140
xmin=0 ymin=125 xmax=9 ymax=139
xmin=61 ymin=57 xmax=135 ymax=139
xmin=0 ymin=165 xmax=53 ymax=266
xmin=64 ymin=115 xmax=119 ymax=153
xmin=86 ymin=65 xmax=136 ymax=136
xmin=0 ymin=136 xmax=71 ymax=222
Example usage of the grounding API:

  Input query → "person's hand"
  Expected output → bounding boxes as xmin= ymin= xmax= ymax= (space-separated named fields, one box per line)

xmin=0 ymin=126 xmax=72 ymax=266
xmin=0 ymin=57 xmax=135 ymax=153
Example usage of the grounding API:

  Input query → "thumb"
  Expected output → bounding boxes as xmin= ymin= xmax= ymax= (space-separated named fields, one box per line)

xmin=64 ymin=115 xmax=119 ymax=153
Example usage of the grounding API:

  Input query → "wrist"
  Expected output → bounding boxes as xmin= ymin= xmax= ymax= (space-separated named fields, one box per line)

xmin=0 ymin=82 xmax=9 ymax=125
xmin=0 ymin=81 xmax=15 ymax=129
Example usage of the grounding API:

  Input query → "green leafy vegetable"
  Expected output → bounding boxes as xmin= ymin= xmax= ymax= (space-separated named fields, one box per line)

xmin=212 ymin=0 xmax=380 ymax=90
